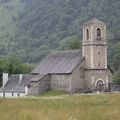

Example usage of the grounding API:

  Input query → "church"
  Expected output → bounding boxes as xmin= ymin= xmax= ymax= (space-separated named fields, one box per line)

xmin=0 ymin=18 xmax=113 ymax=97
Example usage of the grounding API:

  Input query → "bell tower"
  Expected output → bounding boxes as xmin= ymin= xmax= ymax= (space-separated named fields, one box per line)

xmin=82 ymin=18 xmax=110 ymax=91
xmin=82 ymin=18 xmax=107 ymax=70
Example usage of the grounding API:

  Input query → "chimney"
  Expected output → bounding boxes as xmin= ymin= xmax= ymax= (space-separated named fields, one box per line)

xmin=25 ymin=85 xmax=28 ymax=95
xmin=2 ymin=73 xmax=9 ymax=87
xmin=19 ymin=74 xmax=23 ymax=84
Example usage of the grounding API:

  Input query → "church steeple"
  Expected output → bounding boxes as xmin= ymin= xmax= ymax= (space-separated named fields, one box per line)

xmin=82 ymin=18 xmax=107 ymax=69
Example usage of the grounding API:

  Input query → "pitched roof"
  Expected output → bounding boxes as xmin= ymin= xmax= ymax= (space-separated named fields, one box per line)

xmin=31 ymin=74 xmax=47 ymax=82
xmin=0 ymin=75 xmax=19 ymax=92
xmin=0 ymin=74 xmax=34 ymax=93
xmin=14 ymin=74 xmax=34 ymax=93
xmin=32 ymin=49 xmax=83 ymax=74
xmin=83 ymin=18 xmax=106 ymax=26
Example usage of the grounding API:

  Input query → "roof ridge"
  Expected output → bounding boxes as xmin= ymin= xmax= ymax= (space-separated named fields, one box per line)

xmin=50 ymin=49 xmax=81 ymax=54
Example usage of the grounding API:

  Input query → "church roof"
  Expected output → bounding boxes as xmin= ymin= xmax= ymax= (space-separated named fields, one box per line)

xmin=83 ymin=18 xmax=106 ymax=26
xmin=31 ymin=74 xmax=47 ymax=82
xmin=32 ymin=49 xmax=83 ymax=74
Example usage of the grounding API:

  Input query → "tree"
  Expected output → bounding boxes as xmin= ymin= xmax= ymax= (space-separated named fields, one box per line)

xmin=0 ymin=55 xmax=34 ymax=74
xmin=57 ymin=35 xmax=82 ymax=50
xmin=112 ymin=42 xmax=120 ymax=71
xmin=112 ymin=71 xmax=120 ymax=83
xmin=6 ymin=55 xmax=22 ymax=74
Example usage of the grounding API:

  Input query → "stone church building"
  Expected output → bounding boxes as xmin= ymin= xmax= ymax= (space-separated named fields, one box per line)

xmin=0 ymin=18 xmax=113 ymax=97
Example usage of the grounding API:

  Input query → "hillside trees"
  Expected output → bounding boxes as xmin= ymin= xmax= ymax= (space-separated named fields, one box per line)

xmin=0 ymin=0 xmax=120 ymax=79
xmin=0 ymin=55 xmax=34 ymax=74
xmin=12 ymin=0 xmax=120 ymax=63
xmin=57 ymin=35 xmax=82 ymax=50
xmin=112 ymin=71 xmax=120 ymax=83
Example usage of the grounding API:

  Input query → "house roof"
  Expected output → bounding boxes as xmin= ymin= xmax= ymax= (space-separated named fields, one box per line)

xmin=32 ymin=49 xmax=83 ymax=74
xmin=0 ymin=74 xmax=34 ymax=93
xmin=83 ymin=18 xmax=106 ymax=26
xmin=0 ymin=75 xmax=19 ymax=92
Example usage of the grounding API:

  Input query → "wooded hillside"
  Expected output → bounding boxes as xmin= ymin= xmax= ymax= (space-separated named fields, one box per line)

xmin=0 ymin=0 xmax=120 ymax=73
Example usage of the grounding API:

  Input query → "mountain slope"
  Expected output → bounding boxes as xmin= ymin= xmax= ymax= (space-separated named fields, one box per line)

xmin=0 ymin=0 xmax=120 ymax=68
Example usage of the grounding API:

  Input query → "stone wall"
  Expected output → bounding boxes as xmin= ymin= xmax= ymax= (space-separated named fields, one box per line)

xmin=51 ymin=74 xmax=71 ymax=92
xmin=85 ymin=69 xmax=112 ymax=91
xmin=30 ymin=74 xmax=51 ymax=95
xmin=83 ymin=19 xmax=107 ymax=70
xmin=51 ymin=60 xmax=86 ymax=93
xmin=107 ymin=68 xmax=113 ymax=83
xmin=71 ymin=60 xmax=85 ymax=92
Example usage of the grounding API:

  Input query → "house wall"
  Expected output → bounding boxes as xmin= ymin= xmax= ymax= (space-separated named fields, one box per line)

xmin=30 ymin=75 xmax=51 ymax=95
xmin=0 ymin=92 xmax=25 ymax=97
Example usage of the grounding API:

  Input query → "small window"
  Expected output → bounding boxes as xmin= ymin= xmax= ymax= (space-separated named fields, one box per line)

xmin=86 ymin=29 xmax=89 ymax=40
xmin=80 ymin=67 xmax=85 ymax=78
xmin=99 ymin=52 xmax=100 ymax=55
xmin=97 ymin=28 xmax=101 ymax=40
xmin=99 ymin=62 xmax=100 ymax=66
xmin=12 ymin=92 xmax=14 ymax=96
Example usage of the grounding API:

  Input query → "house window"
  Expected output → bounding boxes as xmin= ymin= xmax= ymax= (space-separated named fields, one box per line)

xmin=17 ymin=94 xmax=20 ymax=97
xmin=97 ymin=28 xmax=101 ymax=40
xmin=86 ymin=29 xmax=89 ymax=40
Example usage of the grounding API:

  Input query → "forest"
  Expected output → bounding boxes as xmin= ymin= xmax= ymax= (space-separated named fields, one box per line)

xmin=0 ymin=0 xmax=120 ymax=80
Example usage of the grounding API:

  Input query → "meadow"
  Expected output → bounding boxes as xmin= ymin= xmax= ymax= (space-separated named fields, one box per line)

xmin=0 ymin=93 xmax=120 ymax=120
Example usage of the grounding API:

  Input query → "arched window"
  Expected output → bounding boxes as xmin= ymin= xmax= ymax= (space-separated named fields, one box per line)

xmin=97 ymin=28 xmax=101 ymax=39
xmin=86 ymin=29 xmax=89 ymax=40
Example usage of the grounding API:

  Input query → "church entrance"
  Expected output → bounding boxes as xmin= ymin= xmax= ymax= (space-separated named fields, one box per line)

xmin=96 ymin=80 xmax=105 ymax=92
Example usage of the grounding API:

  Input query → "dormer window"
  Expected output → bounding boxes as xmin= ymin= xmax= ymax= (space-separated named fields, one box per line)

xmin=97 ymin=28 xmax=101 ymax=40
xmin=86 ymin=29 xmax=89 ymax=40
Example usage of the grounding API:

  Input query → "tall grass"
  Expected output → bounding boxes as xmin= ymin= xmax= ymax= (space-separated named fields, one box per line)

xmin=0 ymin=94 xmax=120 ymax=120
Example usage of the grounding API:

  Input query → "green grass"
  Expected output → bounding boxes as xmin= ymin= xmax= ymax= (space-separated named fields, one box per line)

xmin=41 ymin=90 xmax=67 ymax=96
xmin=0 ymin=94 xmax=120 ymax=120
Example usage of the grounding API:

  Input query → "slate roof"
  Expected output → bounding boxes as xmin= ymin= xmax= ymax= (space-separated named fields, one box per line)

xmin=31 ymin=74 xmax=47 ymax=82
xmin=0 ymin=74 xmax=35 ymax=93
xmin=83 ymin=18 xmax=106 ymax=26
xmin=0 ymin=75 xmax=19 ymax=92
xmin=32 ymin=49 xmax=83 ymax=74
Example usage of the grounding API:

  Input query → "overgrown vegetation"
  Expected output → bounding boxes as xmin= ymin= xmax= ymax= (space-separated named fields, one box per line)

xmin=0 ymin=94 xmax=120 ymax=120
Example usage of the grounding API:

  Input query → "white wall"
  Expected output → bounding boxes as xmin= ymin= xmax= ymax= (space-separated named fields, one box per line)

xmin=0 ymin=92 xmax=25 ymax=98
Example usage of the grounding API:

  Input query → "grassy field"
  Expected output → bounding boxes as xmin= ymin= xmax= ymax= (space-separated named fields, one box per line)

xmin=0 ymin=93 xmax=120 ymax=120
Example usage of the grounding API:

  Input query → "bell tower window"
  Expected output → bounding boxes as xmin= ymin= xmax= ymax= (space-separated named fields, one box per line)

xmin=86 ymin=29 xmax=89 ymax=40
xmin=99 ymin=62 xmax=101 ymax=67
xmin=97 ymin=28 xmax=101 ymax=40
